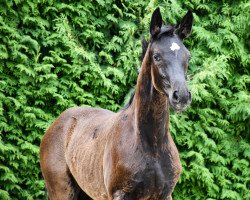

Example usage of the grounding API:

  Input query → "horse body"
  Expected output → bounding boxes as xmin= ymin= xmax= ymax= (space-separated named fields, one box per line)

xmin=40 ymin=8 xmax=193 ymax=200
xmin=41 ymin=104 xmax=180 ymax=200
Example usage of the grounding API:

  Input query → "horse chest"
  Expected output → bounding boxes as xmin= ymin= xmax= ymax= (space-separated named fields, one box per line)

xmin=135 ymin=162 xmax=167 ymax=191
xmin=135 ymin=160 xmax=176 ymax=197
xmin=112 ymin=152 xmax=181 ymax=200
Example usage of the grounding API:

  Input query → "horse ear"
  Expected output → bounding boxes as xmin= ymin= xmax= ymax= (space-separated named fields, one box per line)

xmin=175 ymin=10 xmax=193 ymax=40
xmin=150 ymin=7 xmax=163 ymax=38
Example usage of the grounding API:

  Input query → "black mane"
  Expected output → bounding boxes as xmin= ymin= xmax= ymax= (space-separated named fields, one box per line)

xmin=122 ymin=91 xmax=135 ymax=110
xmin=141 ymin=39 xmax=149 ymax=62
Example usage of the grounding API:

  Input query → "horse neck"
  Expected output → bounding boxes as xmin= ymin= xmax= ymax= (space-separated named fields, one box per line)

xmin=131 ymin=46 xmax=170 ymax=151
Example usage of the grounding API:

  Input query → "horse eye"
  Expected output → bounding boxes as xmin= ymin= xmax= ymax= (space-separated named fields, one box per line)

xmin=153 ymin=54 xmax=161 ymax=62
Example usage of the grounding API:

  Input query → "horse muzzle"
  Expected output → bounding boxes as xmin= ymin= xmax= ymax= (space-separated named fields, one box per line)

xmin=169 ymin=89 xmax=192 ymax=112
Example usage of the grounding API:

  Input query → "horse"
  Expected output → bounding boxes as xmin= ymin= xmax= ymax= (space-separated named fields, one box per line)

xmin=40 ymin=7 xmax=193 ymax=200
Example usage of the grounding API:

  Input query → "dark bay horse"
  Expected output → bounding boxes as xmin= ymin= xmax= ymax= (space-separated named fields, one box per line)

xmin=40 ymin=8 xmax=193 ymax=200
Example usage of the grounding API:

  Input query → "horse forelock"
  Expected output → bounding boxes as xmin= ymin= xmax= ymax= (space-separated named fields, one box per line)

xmin=157 ymin=25 xmax=175 ymax=38
xmin=141 ymin=25 xmax=175 ymax=61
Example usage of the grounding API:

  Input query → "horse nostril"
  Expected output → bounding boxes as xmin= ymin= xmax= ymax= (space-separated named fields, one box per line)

xmin=173 ymin=91 xmax=180 ymax=102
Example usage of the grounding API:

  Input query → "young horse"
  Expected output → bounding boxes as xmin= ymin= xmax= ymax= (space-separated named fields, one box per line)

xmin=40 ymin=8 xmax=193 ymax=200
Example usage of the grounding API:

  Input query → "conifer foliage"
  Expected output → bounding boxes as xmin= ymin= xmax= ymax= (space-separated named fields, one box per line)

xmin=0 ymin=0 xmax=249 ymax=199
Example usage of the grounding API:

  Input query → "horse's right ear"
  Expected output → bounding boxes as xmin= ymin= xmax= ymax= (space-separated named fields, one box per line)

xmin=150 ymin=7 xmax=162 ymax=38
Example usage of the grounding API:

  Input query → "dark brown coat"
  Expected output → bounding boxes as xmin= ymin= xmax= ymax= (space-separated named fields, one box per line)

xmin=40 ymin=8 xmax=193 ymax=200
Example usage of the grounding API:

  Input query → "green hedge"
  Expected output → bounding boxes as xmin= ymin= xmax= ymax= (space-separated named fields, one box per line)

xmin=0 ymin=0 xmax=249 ymax=199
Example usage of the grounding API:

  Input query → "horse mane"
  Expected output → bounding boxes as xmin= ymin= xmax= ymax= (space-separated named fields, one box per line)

xmin=141 ymin=39 xmax=149 ymax=62
xmin=122 ymin=91 xmax=135 ymax=110
xmin=123 ymin=39 xmax=149 ymax=110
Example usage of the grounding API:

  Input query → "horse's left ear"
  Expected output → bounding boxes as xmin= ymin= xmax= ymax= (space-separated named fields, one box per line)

xmin=175 ymin=10 xmax=193 ymax=40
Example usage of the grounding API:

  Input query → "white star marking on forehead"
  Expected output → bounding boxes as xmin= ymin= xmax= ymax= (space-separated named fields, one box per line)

xmin=170 ymin=42 xmax=180 ymax=51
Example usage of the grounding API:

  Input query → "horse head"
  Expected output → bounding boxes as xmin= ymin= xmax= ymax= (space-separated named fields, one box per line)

xmin=149 ymin=8 xmax=193 ymax=112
